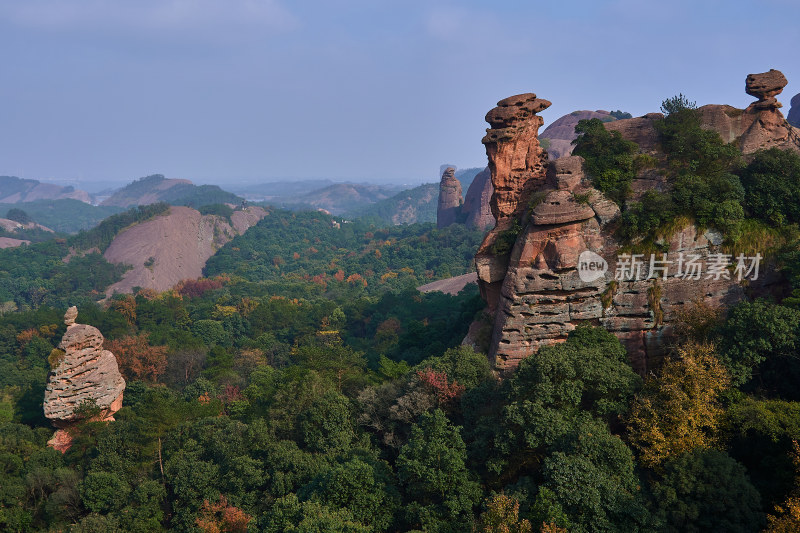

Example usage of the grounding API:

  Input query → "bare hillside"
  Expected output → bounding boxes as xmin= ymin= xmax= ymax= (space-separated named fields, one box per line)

xmin=103 ymin=205 xmax=267 ymax=295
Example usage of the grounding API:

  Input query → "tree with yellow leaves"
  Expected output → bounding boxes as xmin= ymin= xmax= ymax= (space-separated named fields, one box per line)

xmin=479 ymin=493 xmax=532 ymax=533
xmin=765 ymin=441 xmax=800 ymax=532
xmin=627 ymin=342 xmax=730 ymax=468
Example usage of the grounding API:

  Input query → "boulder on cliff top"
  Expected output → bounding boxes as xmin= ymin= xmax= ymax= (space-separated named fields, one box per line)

xmin=485 ymin=93 xmax=551 ymax=129
xmin=746 ymin=69 xmax=788 ymax=103
xmin=44 ymin=308 xmax=125 ymax=451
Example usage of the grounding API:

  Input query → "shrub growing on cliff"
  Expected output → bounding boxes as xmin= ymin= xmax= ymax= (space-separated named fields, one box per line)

xmin=572 ymin=118 xmax=639 ymax=204
xmin=740 ymin=148 xmax=800 ymax=226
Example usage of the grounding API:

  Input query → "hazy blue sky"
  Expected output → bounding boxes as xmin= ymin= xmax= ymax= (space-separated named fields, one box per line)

xmin=1 ymin=0 xmax=798 ymax=185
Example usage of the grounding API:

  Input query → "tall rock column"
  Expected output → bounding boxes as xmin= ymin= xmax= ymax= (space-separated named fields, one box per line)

xmin=474 ymin=93 xmax=551 ymax=311
xmin=436 ymin=167 xmax=463 ymax=228
xmin=43 ymin=307 xmax=126 ymax=452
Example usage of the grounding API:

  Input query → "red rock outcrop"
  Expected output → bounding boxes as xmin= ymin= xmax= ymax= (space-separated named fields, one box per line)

xmin=475 ymin=74 xmax=793 ymax=374
xmin=462 ymin=167 xmax=495 ymax=230
xmin=436 ymin=167 xmax=463 ymax=228
xmin=474 ymin=94 xmax=551 ymax=313
xmin=789 ymin=93 xmax=800 ymax=128
xmin=43 ymin=307 xmax=125 ymax=452
xmin=606 ymin=70 xmax=800 ymax=156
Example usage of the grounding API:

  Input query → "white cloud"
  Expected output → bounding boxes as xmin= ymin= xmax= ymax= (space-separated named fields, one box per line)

xmin=0 ymin=0 xmax=297 ymax=34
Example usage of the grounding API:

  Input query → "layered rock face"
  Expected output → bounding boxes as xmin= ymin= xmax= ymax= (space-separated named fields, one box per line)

xmin=462 ymin=167 xmax=495 ymax=230
xmin=789 ymin=93 xmax=800 ymax=128
xmin=43 ymin=307 xmax=125 ymax=452
xmin=475 ymin=93 xmax=551 ymax=312
xmin=436 ymin=167 xmax=463 ymax=228
xmin=476 ymin=75 xmax=793 ymax=374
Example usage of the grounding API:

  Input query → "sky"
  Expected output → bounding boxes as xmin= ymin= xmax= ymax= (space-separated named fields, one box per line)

xmin=1 ymin=0 xmax=798 ymax=186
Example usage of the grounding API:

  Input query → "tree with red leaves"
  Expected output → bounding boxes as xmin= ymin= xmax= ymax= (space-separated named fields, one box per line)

xmin=105 ymin=332 xmax=168 ymax=383
xmin=416 ymin=367 xmax=465 ymax=404
xmin=195 ymin=495 xmax=251 ymax=533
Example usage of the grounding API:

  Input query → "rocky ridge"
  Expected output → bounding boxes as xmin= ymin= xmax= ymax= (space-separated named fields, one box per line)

xmin=474 ymin=71 xmax=798 ymax=374
xmin=43 ymin=307 xmax=125 ymax=452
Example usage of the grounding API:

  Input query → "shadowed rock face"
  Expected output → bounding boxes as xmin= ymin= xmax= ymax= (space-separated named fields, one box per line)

xmin=43 ymin=307 xmax=125 ymax=452
xmin=463 ymin=167 xmax=495 ymax=230
xmin=437 ymin=167 xmax=463 ymax=228
xmin=789 ymin=93 xmax=800 ymax=128
xmin=475 ymin=75 xmax=793 ymax=374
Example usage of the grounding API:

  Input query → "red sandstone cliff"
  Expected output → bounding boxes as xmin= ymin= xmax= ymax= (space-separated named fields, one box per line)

xmin=474 ymin=71 xmax=799 ymax=375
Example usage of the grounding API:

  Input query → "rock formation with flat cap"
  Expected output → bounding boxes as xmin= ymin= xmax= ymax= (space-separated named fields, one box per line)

xmin=43 ymin=307 xmax=125 ymax=452
xmin=472 ymin=77 xmax=788 ymax=374
xmin=745 ymin=69 xmax=788 ymax=110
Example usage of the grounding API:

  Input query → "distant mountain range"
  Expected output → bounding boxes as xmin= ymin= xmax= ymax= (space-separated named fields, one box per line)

xmin=101 ymin=174 xmax=242 ymax=208
xmin=0 ymin=176 xmax=92 ymax=204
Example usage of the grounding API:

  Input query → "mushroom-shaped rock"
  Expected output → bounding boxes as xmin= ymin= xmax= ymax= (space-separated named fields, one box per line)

xmin=746 ymin=69 xmax=788 ymax=110
xmin=531 ymin=190 xmax=595 ymax=225
xmin=485 ymin=93 xmax=552 ymax=129
xmin=43 ymin=309 xmax=125 ymax=452
xmin=546 ymin=155 xmax=585 ymax=191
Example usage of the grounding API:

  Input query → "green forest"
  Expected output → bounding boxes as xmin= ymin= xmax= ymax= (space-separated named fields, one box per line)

xmin=2 ymin=98 xmax=800 ymax=532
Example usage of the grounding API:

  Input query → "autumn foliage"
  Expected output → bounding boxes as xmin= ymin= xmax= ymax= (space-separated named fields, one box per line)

xmin=105 ymin=332 xmax=168 ymax=383
xmin=195 ymin=495 xmax=251 ymax=533
xmin=416 ymin=367 xmax=465 ymax=404
xmin=766 ymin=441 xmax=800 ymax=532
xmin=479 ymin=493 xmax=532 ymax=533
xmin=627 ymin=342 xmax=730 ymax=468
xmin=176 ymin=276 xmax=227 ymax=299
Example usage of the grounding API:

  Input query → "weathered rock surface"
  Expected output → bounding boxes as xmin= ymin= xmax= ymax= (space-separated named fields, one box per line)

xmin=483 ymin=93 xmax=551 ymax=220
xmin=745 ymin=69 xmax=788 ymax=109
xmin=475 ymin=73 xmax=792 ymax=375
xmin=462 ymin=167 xmax=495 ymax=230
xmin=44 ymin=308 xmax=125 ymax=452
xmin=436 ymin=167 xmax=463 ymax=228
xmin=787 ymin=92 xmax=800 ymax=128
